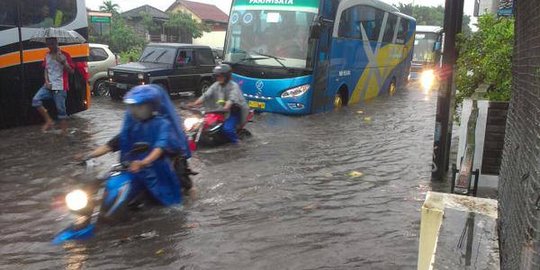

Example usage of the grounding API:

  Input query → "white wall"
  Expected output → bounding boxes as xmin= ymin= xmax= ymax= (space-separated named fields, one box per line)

xmin=478 ymin=0 xmax=499 ymax=15
xmin=193 ymin=31 xmax=226 ymax=48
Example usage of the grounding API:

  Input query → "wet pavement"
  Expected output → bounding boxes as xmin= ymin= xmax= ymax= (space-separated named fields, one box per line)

xmin=0 ymin=86 xmax=437 ymax=270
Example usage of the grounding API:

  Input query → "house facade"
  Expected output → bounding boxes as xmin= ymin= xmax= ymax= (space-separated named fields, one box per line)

xmin=121 ymin=5 xmax=171 ymax=42
xmin=167 ymin=0 xmax=229 ymax=48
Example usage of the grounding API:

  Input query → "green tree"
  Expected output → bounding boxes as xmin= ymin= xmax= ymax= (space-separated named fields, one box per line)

xmin=140 ymin=11 xmax=160 ymax=34
xmin=99 ymin=0 xmax=120 ymax=15
xmin=395 ymin=4 xmax=472 ymax=35
xmin=164 ymin=11 xmax=210 ymax=42
xmin=108 ymin=16 xmax=145 ymax=55
xmin=455 ymin=14 xmax=514 ymax=105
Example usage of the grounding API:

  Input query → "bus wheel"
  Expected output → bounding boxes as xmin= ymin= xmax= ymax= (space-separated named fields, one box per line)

xmin=389 ymin=79 xmax=397 ymax=96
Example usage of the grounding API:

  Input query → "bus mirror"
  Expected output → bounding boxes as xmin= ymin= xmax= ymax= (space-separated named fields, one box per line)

xmin=434 ymin=41 xmax=442 ymax=52
xmin=310 ymin=23 xmax=322 ymax=40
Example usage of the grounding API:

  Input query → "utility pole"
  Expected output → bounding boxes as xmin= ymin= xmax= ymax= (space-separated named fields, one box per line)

xmin=431 ymin=0 xmax=465 ymax=181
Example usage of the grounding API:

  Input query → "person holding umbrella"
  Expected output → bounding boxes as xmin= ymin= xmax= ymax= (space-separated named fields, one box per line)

xmin=31 ymin=28 xmax=84 ymax=134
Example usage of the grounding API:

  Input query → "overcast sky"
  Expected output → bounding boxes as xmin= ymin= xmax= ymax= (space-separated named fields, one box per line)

xmin=85 ymin=0 xmax=476 ymax=16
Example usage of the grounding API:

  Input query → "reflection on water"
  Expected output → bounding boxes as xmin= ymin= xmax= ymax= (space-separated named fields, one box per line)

xmin=0 ymin=87 xmax=437 ymax=269
xmin=63 ymin=243 xmax=88 ymax=270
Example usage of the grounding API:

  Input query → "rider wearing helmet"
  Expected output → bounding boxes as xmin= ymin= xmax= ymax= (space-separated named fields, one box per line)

xmin=78 ymin=85 xmax=190 ymax=205
xmin=188 ymin=64 xmax=249 ymax=143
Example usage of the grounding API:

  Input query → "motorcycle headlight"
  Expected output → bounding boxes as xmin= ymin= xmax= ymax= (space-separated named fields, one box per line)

xmin=65 ymin=189 xmax=89 ymax=211
xmin=184 ymin=117 xmax=202 ymax=131
xmin=420 ymin=70 xmax=436 ymax=90
xmin=281 ymin=84 xmax=310 ymax=98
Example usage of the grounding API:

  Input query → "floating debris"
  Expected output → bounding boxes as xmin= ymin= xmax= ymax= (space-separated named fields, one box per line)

xmin=357 ymin=110 xmax=364 ymax=114
xmin=348 ymin=171 xmax=364 ymax=178
xmin=183 ymin=223 xmax=199 ymax=229
xmin=363 ymin=117 xmax=372 ymax=122
xmin=303 ymin=203 xmax=320 ymax=211
xmin=155 ymin=249 xmax=165 ymax=256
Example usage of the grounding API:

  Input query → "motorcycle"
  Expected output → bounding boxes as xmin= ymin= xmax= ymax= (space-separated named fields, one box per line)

xmin=182 ymin=107 xmax=255 ymax=150
xmin=52 ymin=142 xmax=191 ymax=245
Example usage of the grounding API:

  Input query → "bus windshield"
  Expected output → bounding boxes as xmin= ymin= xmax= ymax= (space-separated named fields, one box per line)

xmin=225 ymin=8 xmax=317 ymax=69
xmin=413 ymin=32 xmax=439 ymax=63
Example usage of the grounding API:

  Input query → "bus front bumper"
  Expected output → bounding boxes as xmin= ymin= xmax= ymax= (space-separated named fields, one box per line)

xmin=244 ymin=94 xmax=311 ymax=115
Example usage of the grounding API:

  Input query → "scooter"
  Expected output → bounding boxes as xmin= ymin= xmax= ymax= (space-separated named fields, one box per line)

xmin=52 ymin=142 xmax=190 ymax=245
xmin=182 ymin=107 xmax=255 ymax=150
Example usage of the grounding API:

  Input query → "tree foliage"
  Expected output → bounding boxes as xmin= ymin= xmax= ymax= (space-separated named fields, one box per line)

xmin=455 ymin=14 xmax=514 ymax=105
xmin=108 ymin=16 xmax=146 ymax=54
xmin=99 ymin=0 xmax=120 ymax=15
xmin=140 ymin=11 xmax=161 ymax=34
xmin=395 ymin=4 xmax=472 ymax=35
xmin=164 ymin=11 xmax=210 ymax=40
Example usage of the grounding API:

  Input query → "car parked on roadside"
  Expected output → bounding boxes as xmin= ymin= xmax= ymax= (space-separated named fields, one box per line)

xmin=88 ymin=43 xmax=117 ymax=96
xmin=108 ymin=43 xmax=216 ymax=100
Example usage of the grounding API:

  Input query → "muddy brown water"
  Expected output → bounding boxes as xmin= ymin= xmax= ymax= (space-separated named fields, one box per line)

xmin=0 ymin=86 xmax=437 ymax=269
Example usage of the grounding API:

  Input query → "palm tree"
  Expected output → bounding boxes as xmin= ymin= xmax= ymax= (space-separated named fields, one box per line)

xmin=99 ymin=0 xmax=120 ymax=15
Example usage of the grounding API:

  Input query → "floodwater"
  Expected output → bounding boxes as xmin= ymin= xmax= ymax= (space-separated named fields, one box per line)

xmin=0 ymin=86 xmax=437 ymax=270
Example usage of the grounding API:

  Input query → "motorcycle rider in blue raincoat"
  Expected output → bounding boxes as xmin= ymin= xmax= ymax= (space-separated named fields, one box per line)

xmin=79 ymin=84 xmax=191 ymax=207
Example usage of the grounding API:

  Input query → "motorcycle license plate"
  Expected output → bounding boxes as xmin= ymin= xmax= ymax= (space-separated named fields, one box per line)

xmin=248 ymin=101 xmax=265 ymax=109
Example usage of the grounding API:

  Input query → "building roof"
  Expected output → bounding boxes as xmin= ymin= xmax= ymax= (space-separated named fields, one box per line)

xmin=122 ymin=5 xmax=169 ymax=20
xmin=167 ymin=0 xmax=229 ymax=23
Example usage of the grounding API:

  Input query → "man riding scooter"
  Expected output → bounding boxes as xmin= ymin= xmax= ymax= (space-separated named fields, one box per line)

xmin=188 ymin=64 xmax=250 ymax=144
xmin=79 ymin=85 xmax=191 ymax=206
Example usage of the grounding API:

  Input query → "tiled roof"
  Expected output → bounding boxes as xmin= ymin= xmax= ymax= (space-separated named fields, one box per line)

xmin=122 ymin=5 xmax=169 ymax=20
xmin=167 ymin=1 xmax=228 ymax=23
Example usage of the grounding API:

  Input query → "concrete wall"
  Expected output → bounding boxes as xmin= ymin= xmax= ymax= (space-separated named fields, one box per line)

xmin=193 ymin=31 xmax=226 ymax=48
xmin=498 ymin=1 xmax=540 ymax=269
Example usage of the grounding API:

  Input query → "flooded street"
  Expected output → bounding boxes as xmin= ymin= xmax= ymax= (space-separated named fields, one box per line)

xmin=0 ymin=86 xmax=437 ymax=270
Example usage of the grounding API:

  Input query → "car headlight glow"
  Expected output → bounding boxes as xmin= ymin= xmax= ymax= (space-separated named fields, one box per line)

xmin=281 ymin=84 xmax=310 ymax=98
xmin=65 ymin=189 xmax=88 ymax=211
xmin=420 ymin=70 xmax=436 ymax=90
xmin=184 ymin=117 xmax=202 ymax=131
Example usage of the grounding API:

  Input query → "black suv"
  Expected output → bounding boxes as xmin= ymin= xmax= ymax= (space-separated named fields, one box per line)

xmin=108 ymin=43 xmax=216 ymax=99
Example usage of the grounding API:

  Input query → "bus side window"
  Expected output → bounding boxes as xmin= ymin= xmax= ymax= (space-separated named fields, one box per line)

xmin=338 ymin=7 xmax=360 ymax=39
xmin=383 ymin=14 xmax=397 ymax=43
xmin=396 ymin=19 xmax=408 ymax=44
xmin=20 ymin=0 xmax=76 ymax=28
xmin=0 ymin=1 xmax=16 ymax=29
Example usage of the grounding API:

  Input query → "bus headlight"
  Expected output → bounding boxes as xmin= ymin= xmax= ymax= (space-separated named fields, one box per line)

xmin=65 ymin=189 xmax=89 ymax=211
xmin=420 ymin=70 xmax=436 ymax=90
xmin=184 ymin=117 xmax=202 ymax=131
xmin=281 ymin=84 xmax=310 ymax=98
